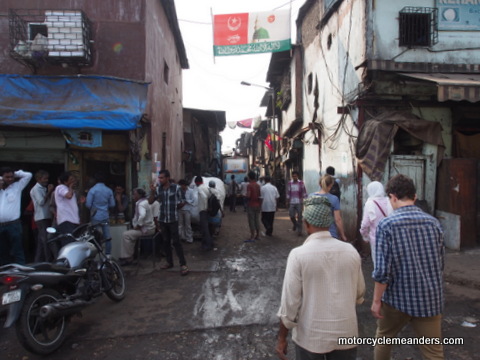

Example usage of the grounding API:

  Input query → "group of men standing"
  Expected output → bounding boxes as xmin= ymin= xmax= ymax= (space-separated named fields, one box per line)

xmin=0 ymin=167 xmax=129 ymax=266
xmin=0 ymin=167 xmax=85 ymax=265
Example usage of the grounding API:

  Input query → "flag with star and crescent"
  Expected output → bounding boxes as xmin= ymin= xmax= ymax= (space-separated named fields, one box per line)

xmin=213 ymin=9 xmax=291 ymax=57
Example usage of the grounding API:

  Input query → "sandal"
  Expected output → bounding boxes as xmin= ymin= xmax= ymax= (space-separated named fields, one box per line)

xmin=180 ymin=265 xmax=189 ymax=276
xmin=160 ymin=263 xmax=173 ymax=270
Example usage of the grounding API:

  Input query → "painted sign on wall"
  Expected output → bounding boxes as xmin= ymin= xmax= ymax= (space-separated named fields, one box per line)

xmin=437 ymin=0 xmax=480 ymax=30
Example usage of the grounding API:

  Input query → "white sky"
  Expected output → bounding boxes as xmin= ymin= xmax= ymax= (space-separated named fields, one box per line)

xmin=175 ymin=0 xmax=303 ymax=152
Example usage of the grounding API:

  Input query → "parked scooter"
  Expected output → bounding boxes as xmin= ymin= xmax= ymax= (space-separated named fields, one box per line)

xmin=0 ymin=222 xmax=126 ymax=355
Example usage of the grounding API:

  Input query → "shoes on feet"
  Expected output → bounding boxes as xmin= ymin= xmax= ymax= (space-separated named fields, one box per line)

xmin=180 ymin=265 xmax=189 ymax=276
xmin=160 ymin=263 xmax=174 ymax=270
xmin=244 ymin=238 xmax=255 ymax=243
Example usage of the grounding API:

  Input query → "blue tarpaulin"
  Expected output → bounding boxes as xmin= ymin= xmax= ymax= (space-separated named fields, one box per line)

xmin=0 ymin=74 xmax=148 ymax=130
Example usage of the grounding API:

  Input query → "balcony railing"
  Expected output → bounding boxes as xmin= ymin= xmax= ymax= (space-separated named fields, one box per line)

xmin=9 ymin=9 xmax=93 ymax=69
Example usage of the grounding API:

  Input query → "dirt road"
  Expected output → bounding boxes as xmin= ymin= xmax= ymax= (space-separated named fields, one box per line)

xmin=1 ymin=208 xmax=478 ymax=359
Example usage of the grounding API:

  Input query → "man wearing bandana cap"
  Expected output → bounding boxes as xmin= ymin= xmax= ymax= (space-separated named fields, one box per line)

xmin=276 ymin=196 xmax=365 ymax=360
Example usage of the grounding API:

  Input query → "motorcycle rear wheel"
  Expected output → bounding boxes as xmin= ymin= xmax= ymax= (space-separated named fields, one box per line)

xmin=16 ymin=289 xmax=67 ymax=355
xmin=103 ymin=260 xmax=126 ymax=301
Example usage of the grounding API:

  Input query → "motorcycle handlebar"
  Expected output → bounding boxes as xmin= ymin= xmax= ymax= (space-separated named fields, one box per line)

xmin=47 ymin=233 xmax=76 ymax=244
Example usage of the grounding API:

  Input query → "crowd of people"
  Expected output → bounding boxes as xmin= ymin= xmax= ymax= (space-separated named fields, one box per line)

xmin=0 ymin=165 xmax=445 ymax=359
xmin=0 ymin=167 xmax=130 ymax=266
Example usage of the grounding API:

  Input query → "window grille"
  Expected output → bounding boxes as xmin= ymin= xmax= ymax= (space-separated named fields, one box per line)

xmin=399 ymin=7 xmax=438 ymax=47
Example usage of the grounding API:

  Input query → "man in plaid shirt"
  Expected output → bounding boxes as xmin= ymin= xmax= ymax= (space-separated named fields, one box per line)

xmin=150 ymin=169 xmax=189 ymax=276
xmin=371 ymin=174 xmax=444 ymax=359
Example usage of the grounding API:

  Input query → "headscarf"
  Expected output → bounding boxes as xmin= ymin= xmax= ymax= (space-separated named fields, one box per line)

xmin=366 ymin=181 xmax=385 ymax=199
xmin=364 ymin=181 xmax=390 ymax=222
xmin=303 ymin=196 xmax=333 ymax=228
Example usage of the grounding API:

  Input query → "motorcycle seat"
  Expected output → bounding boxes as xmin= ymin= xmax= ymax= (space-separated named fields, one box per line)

xmin=30 ymin=262 xmax=72 ymax=274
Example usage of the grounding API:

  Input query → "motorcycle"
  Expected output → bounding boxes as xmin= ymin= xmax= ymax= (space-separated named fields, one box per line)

xmin=0 ymin=222 xmax=126 ymax=355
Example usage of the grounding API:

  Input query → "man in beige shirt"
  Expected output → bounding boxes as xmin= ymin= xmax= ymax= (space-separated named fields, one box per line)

xmin=276 ymin=196 xmax=365 ymax=360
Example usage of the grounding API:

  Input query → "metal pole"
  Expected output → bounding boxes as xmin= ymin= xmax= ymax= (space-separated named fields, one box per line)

xmin=271 ymin=89 xmax=276 ymax=185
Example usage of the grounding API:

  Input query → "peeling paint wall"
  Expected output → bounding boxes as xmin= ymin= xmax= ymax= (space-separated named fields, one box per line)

xmin=301 ymin=0 xmax=367 ymax=239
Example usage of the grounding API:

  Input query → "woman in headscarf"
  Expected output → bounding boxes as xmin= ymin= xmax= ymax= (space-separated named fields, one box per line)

xmin=359 ymin=181 xmax=392 ymax=266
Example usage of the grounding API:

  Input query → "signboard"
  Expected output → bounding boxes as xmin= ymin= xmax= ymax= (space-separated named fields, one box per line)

xmin=213 ymin=10 xmax=290 ymax=56
xmin=437 ymin=0 xmax=480 ymax=30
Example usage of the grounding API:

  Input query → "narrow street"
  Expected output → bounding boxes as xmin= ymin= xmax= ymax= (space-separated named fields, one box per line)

xmin=1 ymin=208 xmax=479 ymax=360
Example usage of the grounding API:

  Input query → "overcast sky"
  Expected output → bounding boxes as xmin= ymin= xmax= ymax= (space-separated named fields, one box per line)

xmin=175 ymin=0 xmax=303 ymax=151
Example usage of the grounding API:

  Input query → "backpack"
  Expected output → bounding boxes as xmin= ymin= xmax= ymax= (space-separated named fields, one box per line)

xmin=329 ymin=181 xmax=341 ymax=199
xmin=207 ymin=191 xmax=221 ymax=217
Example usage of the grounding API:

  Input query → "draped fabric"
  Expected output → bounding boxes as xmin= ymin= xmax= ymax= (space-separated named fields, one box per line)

xmin=356 ymin=111 xmax=445 ymax=180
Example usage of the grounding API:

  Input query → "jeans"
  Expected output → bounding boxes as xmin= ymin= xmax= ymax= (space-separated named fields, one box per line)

xmin=56 ymin=221 xmax=79 ymax=249
xmin=0 ymin=221 xmax=25 ymax=265
xmin=160 ymin=221 xmax=186 ymax=266
xmin=295 ymin=344 xmax=357 ymax=360
xmin=178 ymin=210 xmax=193 ymax=242
xmin=289 ymin=203 xmax=303 ymax=234
xmin=92 ymin=218 xmax=112 ymax=255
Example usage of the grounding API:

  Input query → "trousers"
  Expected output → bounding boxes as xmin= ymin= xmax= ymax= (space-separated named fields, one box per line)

xmin=374 ymin=302 xmax=444 ymax=360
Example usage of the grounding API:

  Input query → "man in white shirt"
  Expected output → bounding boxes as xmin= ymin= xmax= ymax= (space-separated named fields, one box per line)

xmin=194 ymin=176 xmax=213 ymax=251
xmin=240 ymin=177 xmax=249 ymax=212
xmin=0 ymin=167 xmax=32 ymax=265
xmin=276 ymin=196 xmax=365 ymax=360
xmin=120 ymin=188 xmax=155 ymax=266
xmin=30 ymin=169 xmax=54 ymax=262
xmin=178 ymin=179 xmax=195 ymax=243
xmin=260 ymin=176 xmax=279 ymax=236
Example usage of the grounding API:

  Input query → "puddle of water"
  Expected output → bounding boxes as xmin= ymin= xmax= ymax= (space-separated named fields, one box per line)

xmin=224 ymin=258 xmax=249 ymax=272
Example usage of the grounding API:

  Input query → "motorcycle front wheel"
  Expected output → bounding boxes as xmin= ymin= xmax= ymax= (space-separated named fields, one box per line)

xmin=16 ymin=289 xmax=67 ymax=355
xmin=102 ymin=260 xmax=126 ymax=301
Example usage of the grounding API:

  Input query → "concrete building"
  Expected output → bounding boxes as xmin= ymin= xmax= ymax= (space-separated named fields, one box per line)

xmin=0 ymin=0 xmax=189 ymax=195
xmin=264 ymin=0 xmax=479 ymax=248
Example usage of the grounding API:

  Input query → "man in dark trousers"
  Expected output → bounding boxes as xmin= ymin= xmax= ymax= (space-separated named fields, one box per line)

xmin=0 ymin=167 xmax=32 ymax=265
xmin=150 ymin=170 xmax=189 ymax=276
xmin=228 ymin=174 xmax=238 ymax=212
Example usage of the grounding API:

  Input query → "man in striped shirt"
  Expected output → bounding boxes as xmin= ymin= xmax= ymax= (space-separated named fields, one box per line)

xmin=372 ymin=174 xmax=444 ymax=359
